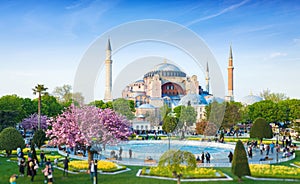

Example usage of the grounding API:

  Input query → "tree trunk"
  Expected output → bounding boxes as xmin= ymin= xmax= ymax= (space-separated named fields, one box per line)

xmin=87 ymin=147 xmax=94 ymax=163
xmin=38 ymin=93 xmax=41 ymax=130
xmin=177 ymin=175 xmax=181 ymax=184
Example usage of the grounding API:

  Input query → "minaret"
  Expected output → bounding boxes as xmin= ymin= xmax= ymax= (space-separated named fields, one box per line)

xmin=205 ymin=62 xmax=210 ymax=94
xmin=227 ymin=45 xmax=234 ymax=101
xmin=104 ymin=38 xmax=112 ymax=102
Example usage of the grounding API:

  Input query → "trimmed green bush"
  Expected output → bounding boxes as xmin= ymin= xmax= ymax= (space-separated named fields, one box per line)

xmin=250 ymin=117 xmax=273 ymax=142
xmin=231 ymin=140 xmax=251 ymax=180
xmin=0 ymin=127 xmax=25 ymax=156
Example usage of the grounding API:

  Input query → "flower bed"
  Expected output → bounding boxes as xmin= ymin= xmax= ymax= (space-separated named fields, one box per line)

xmin=10 ymin=154 xmax=62 ymax=162
xmin=142 ymin=166 xmax=225 ymax=179
xmin=57 ymin=160 xmax=126 ymax=172
xmin=294 ymin=162 xmax=300 ymax=167
xmin=250 ymin=164 xmax=300 ymax=179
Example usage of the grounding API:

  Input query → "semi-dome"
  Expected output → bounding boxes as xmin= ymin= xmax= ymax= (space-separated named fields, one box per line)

xmin=241 ymin=95 xmax=263 ymax=105
xmin=178 ymin=93 xmax=207 ymax=106
xmin=205 ymin=96 xmax=225 ymax=104
xmin=144 ymin=63 xmax=186 ymax=78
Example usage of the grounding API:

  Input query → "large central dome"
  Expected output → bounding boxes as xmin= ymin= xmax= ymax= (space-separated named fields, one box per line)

xmin=144 ymin=63 xmax=186 ymax=78
xmin=153 ymin=63 xmax=182 ymax=72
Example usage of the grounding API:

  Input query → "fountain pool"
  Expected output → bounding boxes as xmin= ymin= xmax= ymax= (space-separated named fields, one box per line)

xmin=102 ymin=140 xmax=235 ymax=162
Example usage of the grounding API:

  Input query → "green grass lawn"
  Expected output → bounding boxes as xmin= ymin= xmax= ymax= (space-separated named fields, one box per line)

xmin=1 ymin=151 xmax=299 ymax=184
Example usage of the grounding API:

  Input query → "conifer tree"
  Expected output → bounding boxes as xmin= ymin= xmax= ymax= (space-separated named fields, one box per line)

xmin=231 ymin=140 xmax=251 ymax=181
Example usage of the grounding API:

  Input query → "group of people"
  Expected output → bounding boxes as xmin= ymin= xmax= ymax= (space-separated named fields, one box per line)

xmin=12 ymin=148 xmax=56 ymax=184
xmin=110 ymin=147 xmax=134 ymax=160
xmin=16 ymin=149 xmax=40 ymax=182
xmin=196 ymin=152 xmax=211 ymax=163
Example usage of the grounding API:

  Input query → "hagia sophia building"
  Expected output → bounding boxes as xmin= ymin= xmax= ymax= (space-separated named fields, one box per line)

xmin=103 ymin=39 xmax=238 ymax=131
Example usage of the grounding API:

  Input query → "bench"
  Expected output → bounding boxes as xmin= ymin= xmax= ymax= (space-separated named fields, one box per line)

xmin=144 ymin=159 xmax=156 ymax=164
xmin=106 ymin=158 xmax=116 ymax=161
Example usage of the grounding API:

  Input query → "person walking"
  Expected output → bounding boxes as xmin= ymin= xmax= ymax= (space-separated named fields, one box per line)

xmin=19 ymin=159 xmax=25 ymax=176
xmin=205 ymin=152 xmax=211 ymax=163
xmin=266 ymin=144 xmax=270 ymax=155
xmin=89 ymin=160 xmax=95 ymax=183
xmin=259 ymin=143 xmax=264 ymax=155
xmin=47 ymin=164 xmax=54 ymax=184
xmin=248 ymin=146 xmax=253 ymax=158
xmin=119 ymin=147 xmax=123 ymax=160
xmin=201 ymin=152 xmax=205 ymax=163
xmin=28 ymin=159 xmax=36 ymax=182
xmin=228 ymin=151 xmax=233 ymax=163
xmin=94 ymin=160 xmax=98 ymax=184
xmin=129 ymin=149 xmax=132 ymax=159
xmin=270 ymin=142 xmax=275 ymax=154
xmin=40 ymin=151 xmax=45 ymax=167
xmin=42 ymin=165 xmax=49 ymax=184
xmin=63 ymin=156 xmax=69 ymax=176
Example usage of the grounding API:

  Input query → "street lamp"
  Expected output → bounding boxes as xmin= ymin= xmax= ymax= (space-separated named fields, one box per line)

xmin=276 ymin=146 xmax=279 ymax=163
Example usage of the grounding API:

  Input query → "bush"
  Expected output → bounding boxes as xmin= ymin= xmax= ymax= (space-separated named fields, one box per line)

xmin=250 ymin=117 xmax=273 ymax=142
xmin=231 ymin=140 xmax=251 ymax=180
xmin=0 ymin=127 xmax=25 ymax=156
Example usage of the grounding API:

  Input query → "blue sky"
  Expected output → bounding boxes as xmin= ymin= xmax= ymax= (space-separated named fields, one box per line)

xmin=1 ymin=0 xmax=300 ymax=102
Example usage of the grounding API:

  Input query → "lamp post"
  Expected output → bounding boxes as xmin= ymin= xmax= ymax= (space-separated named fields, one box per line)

xmin=168 ymin=133 xmax=171 ymax=150
xmin=276 ymin=145 xmax=279 ymax=163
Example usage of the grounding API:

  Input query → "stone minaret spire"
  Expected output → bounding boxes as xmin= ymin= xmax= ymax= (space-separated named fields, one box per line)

xmin=227 ymin=45 xmax=234 ymax=101
xmin=205 ymin=62 xmax=210 ymax=94
xmin=104 ymin=38 xmax=112 ymax=102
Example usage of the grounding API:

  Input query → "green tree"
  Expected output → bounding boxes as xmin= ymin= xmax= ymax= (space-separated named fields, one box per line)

xmin=112 ymin=98 xmax=135 ymax=120
xmin=33 ymin=84 xmax=48 ymax=129
xmin=0 ymin=127 xmax=25 ymax=156
xmin=0 ymin=110 xmax=19 ymax=132
xmin=222 ymin=102 xmax=242 ymax=129
xmin=250 ymin=117 xmax=273 ymax=142
xmin=178 ymin=105 xmax=197 ymax=139
xmin=0 ymin=95 xmax=25 ymax=124
xmin=22 ymin=98 xmax=36 ymax=117
xmin=231 ymin=140 xmax=251 ymax=181
xmin=173 ymin=105 xmax=182 ymax=119
xmin=37 ymin=95 xmax=63 ymax=117
xmin=205 ymin=101 xmax=226 ymax=133
xmin=247 ymin=100 xmax=279 ymax=123
xmin=195 ymin=120 xmax=208 ymax=135
xmin=277 ymin=99 xmax=300 ymax=123
xmin=260 ymin=89 xmax=287 ymax=103
xmin=293 ymin=119 xmax=300 ymax=138
xmin=32 ymin=129 xmax=46 ymax=149
xmin=90 ymin=100 xmax=113 ymax=109
xmin=52 ymin=84 xmax=84 ymax=106
xmin=158 ymin=150 xmax=196 ymax=184
xmin=161 ymin=105 xmax=178 ymax=150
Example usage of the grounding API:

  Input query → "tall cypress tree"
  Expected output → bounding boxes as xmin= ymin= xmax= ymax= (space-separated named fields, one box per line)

xmin=231 ymin=140 xmax=251 ymax=181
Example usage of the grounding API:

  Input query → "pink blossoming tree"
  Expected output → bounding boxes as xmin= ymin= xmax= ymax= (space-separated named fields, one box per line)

xmin=46 ymin=104 xmax=131 ymax=161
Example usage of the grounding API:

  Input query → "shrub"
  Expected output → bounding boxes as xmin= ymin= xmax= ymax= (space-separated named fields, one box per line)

xmin=250 ymin=117 xmax=273 ymax=142
xmin=0 ymin=127 xmax=25 ymax=156
xmin=231 ymin=140 xmax=251 ymax=180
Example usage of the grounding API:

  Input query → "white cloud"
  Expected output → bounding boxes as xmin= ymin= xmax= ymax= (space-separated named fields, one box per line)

xmin=186 ymin=0 xmax=250 ymax=26
xmin=269 ymin=52 xmax=287 ymax=59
